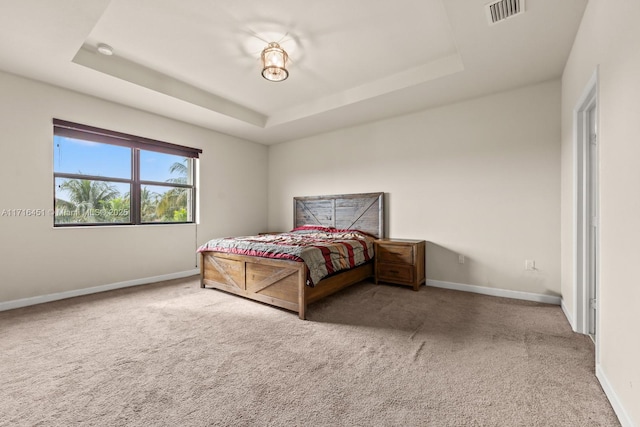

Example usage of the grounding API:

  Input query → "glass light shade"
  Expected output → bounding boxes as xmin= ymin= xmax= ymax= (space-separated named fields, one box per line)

xmin=261 ymin=42 xmax=289 ymax=82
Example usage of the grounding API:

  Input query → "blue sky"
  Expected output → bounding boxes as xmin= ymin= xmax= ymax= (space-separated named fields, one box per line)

xmin=53 ymin=136 xmax=187 ymax=183
xmin=53 ymin=136 xmax=189 ymax=203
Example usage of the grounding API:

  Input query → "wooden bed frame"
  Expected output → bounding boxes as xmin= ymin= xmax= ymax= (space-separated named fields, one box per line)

xmin=200 ymin=192 xmax=384 ymax=319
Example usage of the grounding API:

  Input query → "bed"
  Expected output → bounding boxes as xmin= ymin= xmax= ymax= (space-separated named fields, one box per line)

xmin=199 ymin=192 xmax=384 ymax=319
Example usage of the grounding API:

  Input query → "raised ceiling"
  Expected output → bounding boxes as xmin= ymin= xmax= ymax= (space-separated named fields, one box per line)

xmin=0 ymin=0 xmax=587 ymax=144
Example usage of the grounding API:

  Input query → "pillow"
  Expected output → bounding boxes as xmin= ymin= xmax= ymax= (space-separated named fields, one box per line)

xmin=291 ymin=225 xmax=336 ymax=233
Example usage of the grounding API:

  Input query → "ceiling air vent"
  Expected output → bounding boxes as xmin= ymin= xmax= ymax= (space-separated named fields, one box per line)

xmin=486 ymin=0 xmax=525 ymax=25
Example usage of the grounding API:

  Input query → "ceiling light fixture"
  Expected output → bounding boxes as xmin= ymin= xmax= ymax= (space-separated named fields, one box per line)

xmin=261 ymin=42 xmax=288 ymax=82
xmin=97 ymin=43 xmax=114 ymax=56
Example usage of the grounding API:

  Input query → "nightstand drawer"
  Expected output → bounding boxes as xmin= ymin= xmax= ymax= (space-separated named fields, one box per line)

xmin=377 ymin=263 xmax=414 ymax=283
xmin=374 ymin=238 xmax=426 ymax=291
xmin=376 ymin=245 xmax=413 ymax=264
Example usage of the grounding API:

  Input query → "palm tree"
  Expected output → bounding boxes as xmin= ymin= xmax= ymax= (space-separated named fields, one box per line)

xmin=156 ymin=187 xmax=188 ymax=221
xmin=103 ymin=196 xmax=130 ymax=222
xmin=156 ymin=159 xmax=190 ymax=221
xmin=53 ymin=197 xmax=77 ymax=224
xmin=166 ymin=159 xmax=188 ymax=184
xmin=140 ymin=187 xmax=160 ymax=222
xmin=57 ymin=179 xmax=120 ymax=222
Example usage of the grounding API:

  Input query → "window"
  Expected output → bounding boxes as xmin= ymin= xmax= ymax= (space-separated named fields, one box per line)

xmin=53 ymin=119 xmax=201 ymax=226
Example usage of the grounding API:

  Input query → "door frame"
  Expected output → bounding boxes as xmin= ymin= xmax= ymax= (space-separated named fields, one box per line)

xmin=573 ymin=68 xmax=599 ymax=352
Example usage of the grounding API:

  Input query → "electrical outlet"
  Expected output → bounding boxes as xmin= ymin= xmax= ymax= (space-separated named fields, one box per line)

xmin=458 ymin=254 xmax=465 ymax=264
xmin=525 ymin=260 xmax=535 ymax=271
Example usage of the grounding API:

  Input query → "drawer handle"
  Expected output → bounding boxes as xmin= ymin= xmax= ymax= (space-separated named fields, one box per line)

xmin=389 ymin=270 xmax=400 ymax=274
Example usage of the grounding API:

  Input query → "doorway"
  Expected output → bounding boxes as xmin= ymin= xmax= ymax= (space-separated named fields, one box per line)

xmin=574 ymin=70 xmax=599 ymax=345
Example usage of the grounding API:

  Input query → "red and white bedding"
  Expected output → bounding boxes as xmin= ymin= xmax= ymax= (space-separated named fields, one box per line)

xmin=197 ymin=225 xmax=375 ymax=286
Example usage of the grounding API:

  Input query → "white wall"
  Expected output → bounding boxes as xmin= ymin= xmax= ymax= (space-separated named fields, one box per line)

xmin=268 ymin=80 xmax=561 ymax=297
xmin=561 ymin=1 xmax=640 ymax=425
xmin=0 ymin=70 xmax=268 ymax=304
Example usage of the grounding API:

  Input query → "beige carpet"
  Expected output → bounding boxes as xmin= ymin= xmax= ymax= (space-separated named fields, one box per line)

xmin=0 ymin=277 xmax=619 ymax=426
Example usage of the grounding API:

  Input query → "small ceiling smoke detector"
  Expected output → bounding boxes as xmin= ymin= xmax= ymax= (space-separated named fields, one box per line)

xmin=97 ymin=43 xmax=114 ymax=56
xmin=485 ymin=0 xmax=525 ymax=25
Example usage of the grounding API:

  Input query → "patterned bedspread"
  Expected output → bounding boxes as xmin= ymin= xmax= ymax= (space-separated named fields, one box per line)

xmin=197 ymin=225 xmax=375 ymax=286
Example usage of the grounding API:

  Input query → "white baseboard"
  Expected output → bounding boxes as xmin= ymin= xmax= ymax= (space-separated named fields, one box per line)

xmin=560 ymin=298 xmax=576 ymax=330
xmin=0 ymin=269 xmax=200 ymax=312
xmin=596 ymin=364 xmax=636 ymax=427
xmin=426 ymin=279 xmax=561 ymax=305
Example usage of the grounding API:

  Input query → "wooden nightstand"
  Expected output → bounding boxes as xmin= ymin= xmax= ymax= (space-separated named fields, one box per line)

xmin=374 ymin=239 xmax=426 ymax=291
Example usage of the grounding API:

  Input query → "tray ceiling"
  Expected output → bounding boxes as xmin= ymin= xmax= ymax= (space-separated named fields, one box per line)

xmin=0 ymin=0 xmax=587 ymax=144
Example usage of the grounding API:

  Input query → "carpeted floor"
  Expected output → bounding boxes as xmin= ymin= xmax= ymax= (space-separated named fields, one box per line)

xmin=0 ymin=277 xmax=619 ymax=426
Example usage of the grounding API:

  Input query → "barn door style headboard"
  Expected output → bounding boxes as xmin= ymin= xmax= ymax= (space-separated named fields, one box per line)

xmin=293 ymin=192 xmax=385 ymax=239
